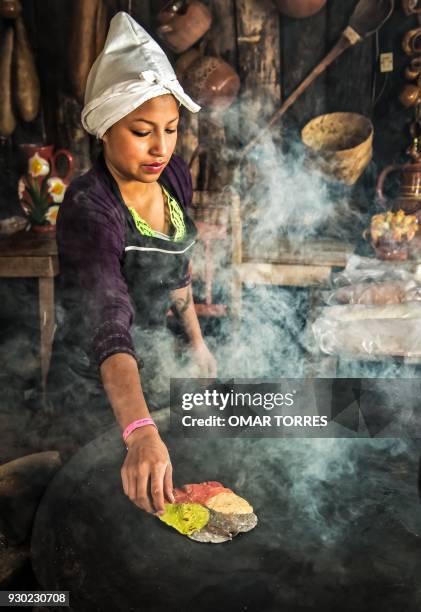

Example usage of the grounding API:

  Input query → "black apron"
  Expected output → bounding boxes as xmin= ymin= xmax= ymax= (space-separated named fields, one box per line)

xmin=46 ymin=170 xmax=197 ymax=448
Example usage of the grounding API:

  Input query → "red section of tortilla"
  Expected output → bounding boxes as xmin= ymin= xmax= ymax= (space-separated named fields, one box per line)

xmin=173 ymin=481 xmax=232 ymax=504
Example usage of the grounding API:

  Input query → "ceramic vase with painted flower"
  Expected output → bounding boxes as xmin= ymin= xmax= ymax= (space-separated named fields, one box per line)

xmin=18 ymin=144 xmax=73 ymax=233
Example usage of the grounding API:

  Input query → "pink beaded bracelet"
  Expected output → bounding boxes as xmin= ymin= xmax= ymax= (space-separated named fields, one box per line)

xmin=123 ymin=418 xmax=158 ymax=446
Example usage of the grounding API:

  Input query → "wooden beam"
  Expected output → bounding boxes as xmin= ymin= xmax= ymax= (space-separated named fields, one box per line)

xmin=243 ymin=238 xmax=354 ymax=267
xmin=235 ymin=0 xmax=282 ymax=137
xmin=210 ymin=0 xmax=237 ymax=66
xmin=176 ymin=111 xmax=200 ymax=188
xmin=233 ymin=262 xmax=332 ymax=287
xmin=208 ymin=0 xmax=239 ymax=155
xmin=234 ymin=0 xmax=282 ymax=219
xmin=39 ymin=278 xmax=56 ymax=404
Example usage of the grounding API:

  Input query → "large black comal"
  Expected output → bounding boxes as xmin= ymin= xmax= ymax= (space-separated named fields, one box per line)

xmin=31 ymin=427 xmax=421 ymax=612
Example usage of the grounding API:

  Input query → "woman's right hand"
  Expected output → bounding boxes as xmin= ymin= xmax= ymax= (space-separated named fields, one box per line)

xmin=121 ymin=426 xmax=175 ymax=515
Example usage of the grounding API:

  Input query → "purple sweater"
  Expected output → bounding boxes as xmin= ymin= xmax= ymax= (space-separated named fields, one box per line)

xmin=56 ymin=153 xmax=194 ymax=369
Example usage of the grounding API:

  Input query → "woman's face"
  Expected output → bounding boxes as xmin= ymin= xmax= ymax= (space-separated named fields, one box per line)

xmin=102 ymin=94 xmax=180 ymax=183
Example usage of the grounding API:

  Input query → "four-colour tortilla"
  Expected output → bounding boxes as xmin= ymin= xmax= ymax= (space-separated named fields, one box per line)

xmin=157 ymin=481 xmax=258 ymax=543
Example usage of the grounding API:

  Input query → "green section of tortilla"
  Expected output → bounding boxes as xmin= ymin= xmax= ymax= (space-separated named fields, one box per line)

xmin=158 ymin=503 xmax=210 ymax=536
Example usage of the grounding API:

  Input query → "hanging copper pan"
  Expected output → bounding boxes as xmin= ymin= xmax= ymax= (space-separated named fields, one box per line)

xmin=272 ymin=0 xmax=326 ymax=18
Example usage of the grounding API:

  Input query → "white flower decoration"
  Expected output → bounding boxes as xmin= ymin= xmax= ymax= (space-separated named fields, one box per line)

xmin=45 ymin=205 xmax=59 ymax=225
xmin=47 ymin=177 xmax=66 ymax=203
xmin=28 ymin=152 xmax=50 ymax=177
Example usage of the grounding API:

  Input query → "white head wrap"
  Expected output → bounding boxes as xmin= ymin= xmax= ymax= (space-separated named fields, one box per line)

xmin=81 ymin=11 xmax=201 ymax=138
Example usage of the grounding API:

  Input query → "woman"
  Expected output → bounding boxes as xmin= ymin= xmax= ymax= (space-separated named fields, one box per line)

xmin=47 ymin=12 xmax=216 ymax=518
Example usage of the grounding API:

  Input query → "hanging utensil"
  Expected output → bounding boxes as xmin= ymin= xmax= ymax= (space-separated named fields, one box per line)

xmin=68 ymin=0 xmax=102 ymax=105
xmin=0 ymin=27 xmax=16 ymax=138
xmin=14 ymin=15 xmax=41 ymax=122
xmin=272 ymin=0 xmax=326 ymax=19
xmin=240 ymin=0 xmax=395 ymax=161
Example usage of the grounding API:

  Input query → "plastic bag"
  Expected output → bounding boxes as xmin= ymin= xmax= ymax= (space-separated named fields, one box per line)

xmin=311 ymin=255 xmax=421 ymax=357
xmin=312 ymin=302 xmax=421 ymax=357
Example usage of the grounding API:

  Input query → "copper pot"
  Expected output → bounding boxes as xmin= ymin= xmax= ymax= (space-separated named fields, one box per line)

xmin=402 ymin=27 xmax=421 ymax=56
xmin=156 ymin=0 xmax=212 ymax=54
xmin=180 ymin=55 xmax=241 ymax=110
xmin=399 ymin=83 xmax=421 ymax=107
xmin=272 ymin=0 xmax=326 ymax=18
xmin=405 ymin=56 xmax=421 ymax=80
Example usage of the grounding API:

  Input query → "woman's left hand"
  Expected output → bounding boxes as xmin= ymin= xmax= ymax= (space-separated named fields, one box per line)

xmin=189 ymin=340 xmax=217 ymax=378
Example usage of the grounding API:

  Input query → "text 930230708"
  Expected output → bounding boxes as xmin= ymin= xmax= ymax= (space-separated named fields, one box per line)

xmin=0 ymin=591 xmax=69 ymax=607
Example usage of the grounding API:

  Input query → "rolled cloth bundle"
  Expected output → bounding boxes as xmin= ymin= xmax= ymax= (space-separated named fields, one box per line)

xmin=81 ymin=11 xmax=200 ymax=139
xmin=158 ymin=481 xmax=258 ymax=543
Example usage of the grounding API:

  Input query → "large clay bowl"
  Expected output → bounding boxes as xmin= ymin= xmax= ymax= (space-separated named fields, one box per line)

xmin=31 ymin=426 xmax=421 ymax=611
xmin=301 ymin=112 xmax=374 ymax=185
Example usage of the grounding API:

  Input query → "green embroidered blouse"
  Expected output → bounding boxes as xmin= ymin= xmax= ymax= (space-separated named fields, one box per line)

xmin=128 ymin=184 xmax=186 ymax=242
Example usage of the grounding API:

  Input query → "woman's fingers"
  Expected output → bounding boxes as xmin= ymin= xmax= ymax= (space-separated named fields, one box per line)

xmin=128 ymin=469 xmax=138 ymax=503
xmin=150 ymin=463 xmax=168 ymax=514
xmin=135 ymin=470 xmax=154 ymax=514
xmin=121 ymin=467 xmax=129 ymax=496
xmin=163 ymin=463 xmax=175 ymax=503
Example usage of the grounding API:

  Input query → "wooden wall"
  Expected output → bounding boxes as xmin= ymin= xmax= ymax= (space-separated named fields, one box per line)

xmin=0 ymin=0 xmax=418 ymax=219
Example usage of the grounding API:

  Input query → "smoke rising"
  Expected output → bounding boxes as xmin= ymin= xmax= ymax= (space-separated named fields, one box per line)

xmin=2 ymin=91 xmax=421 ymax=601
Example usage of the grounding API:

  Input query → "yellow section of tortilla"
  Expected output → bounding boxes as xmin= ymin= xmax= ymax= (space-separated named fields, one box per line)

xmin=204 ymin=492 xmax=253 ymax=514
xmin=157 ymin=503 xmax=210 ymax=536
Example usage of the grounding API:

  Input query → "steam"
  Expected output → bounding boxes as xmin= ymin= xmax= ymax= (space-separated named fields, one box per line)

xmin=2 ymin=95 xmax=420 ymax=556
xmin=173 ymin=120 xmax=421 ymax=547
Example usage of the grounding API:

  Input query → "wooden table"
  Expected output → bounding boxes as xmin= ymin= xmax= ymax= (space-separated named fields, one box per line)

xmin=228 ymin=191 xmax=356 ymax=316
xmin=231 ymin=237 xmax=354 ymax=317
xmin=0 ymin=230 xmax=58 ymax=399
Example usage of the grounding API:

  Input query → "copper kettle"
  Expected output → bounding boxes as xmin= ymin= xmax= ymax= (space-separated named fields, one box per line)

xmin=377 ymin=161 xmax=421 ymax=214
xmin=272 ymin=0 xmax=326 ymax=18
xmin=376 ymin=134 xmax=421 ymax=214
